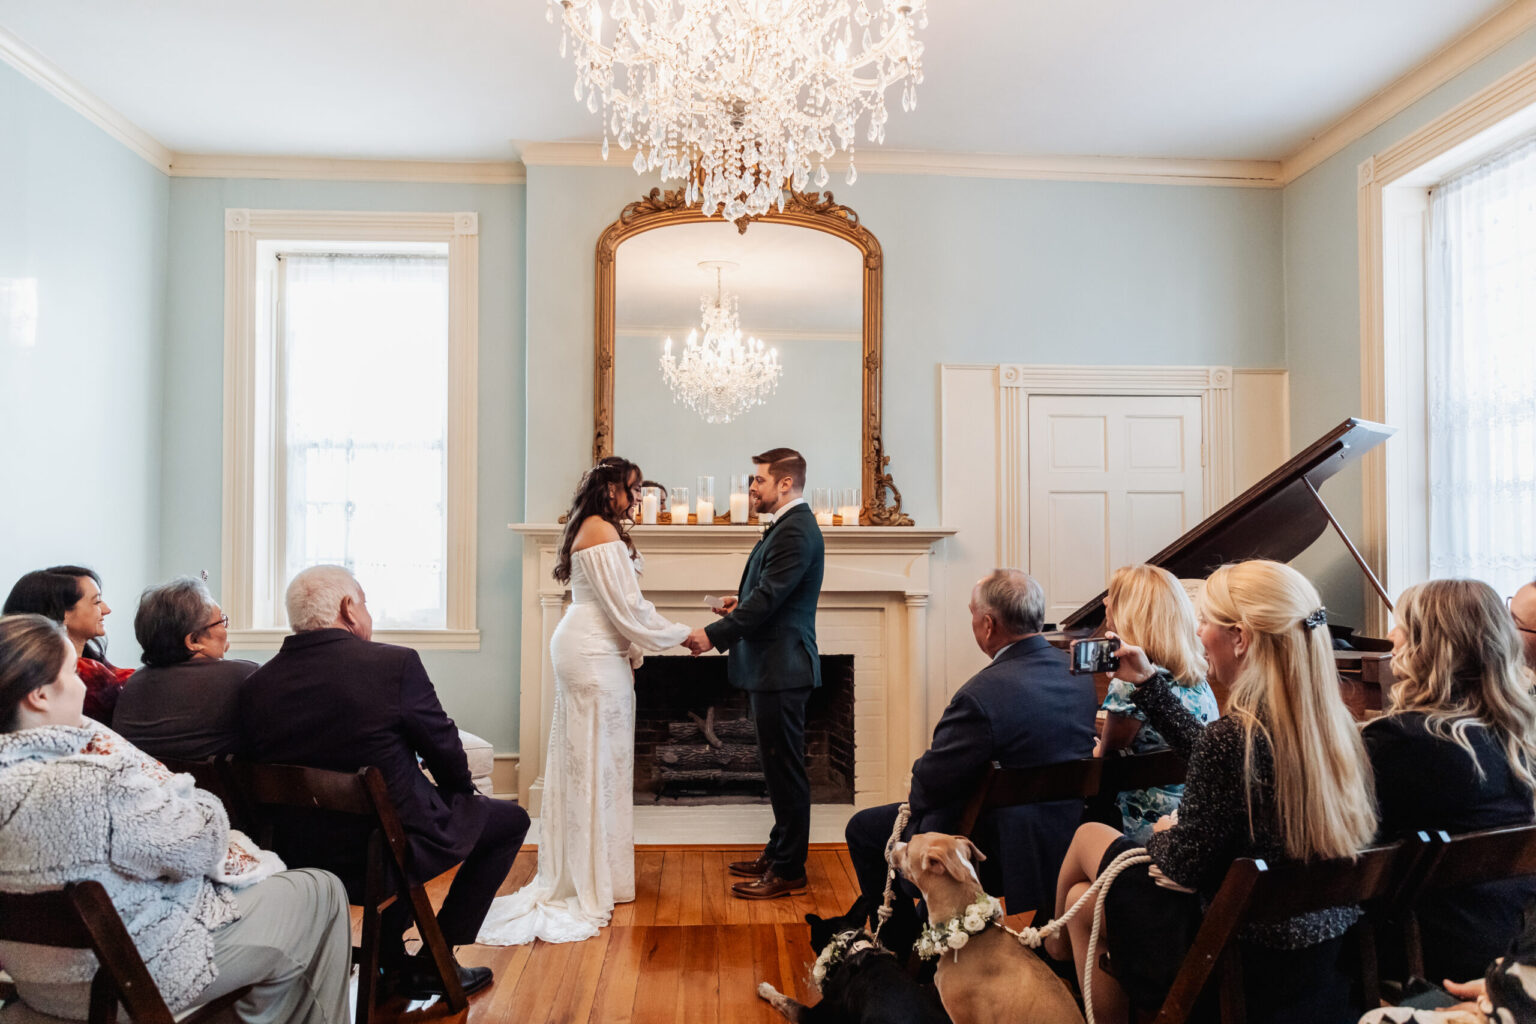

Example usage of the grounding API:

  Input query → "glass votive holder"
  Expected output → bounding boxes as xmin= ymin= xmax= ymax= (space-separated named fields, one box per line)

xmin=639 ymin=486 xmax=662 ymax=525
xmin=838 ymin=487 xmax=862 ymax=526
xmin=812 ymin=487 xmax=835 ymax=526
xmin=729 ymin=473 xmax=752 ymax=524
xmin=696 ymin=476 xmax=716 ymax=525
xmin=668 ymin=487 xmax=690 ymax=525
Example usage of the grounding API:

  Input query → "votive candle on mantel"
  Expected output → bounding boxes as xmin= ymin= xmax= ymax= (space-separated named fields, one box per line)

xmin=838 ymin=487 xmax=862 ymax=527
xmin=696 ymin=476 xmax=715 ymax=525
xmin=668 ymin=486 xmax=689 ymax=525
xmin=639 ymin=486 xmax=661 ymax=525
xmin=812 ymin=487 xmax=835 ymax=526
xmin=729 ymin=473 xmax=751 ymax=524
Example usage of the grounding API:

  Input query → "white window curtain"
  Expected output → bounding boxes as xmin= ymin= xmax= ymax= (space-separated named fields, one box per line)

xmin=1426 ymin=136 xmax=1536 ymax=598
xmin=280 ymin=252 xmax=450 ymax=629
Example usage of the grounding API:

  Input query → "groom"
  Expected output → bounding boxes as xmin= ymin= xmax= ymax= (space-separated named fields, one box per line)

xmin=684 ymin=447 xmax=826 ymax=899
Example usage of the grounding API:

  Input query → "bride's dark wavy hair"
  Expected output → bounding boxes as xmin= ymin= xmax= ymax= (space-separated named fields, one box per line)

xmin=553 ymin=457 xmax=641 ymax=584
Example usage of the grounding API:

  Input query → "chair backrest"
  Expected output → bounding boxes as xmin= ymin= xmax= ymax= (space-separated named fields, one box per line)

xmin=1098 ymin=747 xmax=1187 ymax=795
xmin=0 ymin=882 xmax=179 ymax=1024
xmin=956 ymin=758 xmax=1104 ymax=837
xmin=1415 ymin=822 xmax=1536 ymax=892
xmin=1151 ymin=837 xmax=1427 ymax=1024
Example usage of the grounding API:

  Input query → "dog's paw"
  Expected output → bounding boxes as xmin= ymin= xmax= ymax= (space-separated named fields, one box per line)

xmin=757 ymin=982 xmax=781 ymax=1001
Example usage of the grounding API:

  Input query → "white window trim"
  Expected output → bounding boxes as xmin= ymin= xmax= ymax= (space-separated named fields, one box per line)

xmin=1357 ymin=55 xmax=1536 ymax=637
xmin=222 ymin=209 xmax=480 ymax=651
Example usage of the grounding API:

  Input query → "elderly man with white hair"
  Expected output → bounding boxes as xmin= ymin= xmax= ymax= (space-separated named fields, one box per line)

xmin=237 ymin=565 xmax=528 ymax=999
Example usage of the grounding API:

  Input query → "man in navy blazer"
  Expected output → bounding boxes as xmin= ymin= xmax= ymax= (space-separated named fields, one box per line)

xmin=238 ymin=566 xmax=529 ymax=997
xmin=686 ymin=448 xmax=825 ymax=900
xmin=843 ymin=569 xmax=1097 ymax=952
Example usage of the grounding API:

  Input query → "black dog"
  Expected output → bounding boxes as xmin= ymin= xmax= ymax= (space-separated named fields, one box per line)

xmin=756 ymin=913 xmax=951 ymax=1024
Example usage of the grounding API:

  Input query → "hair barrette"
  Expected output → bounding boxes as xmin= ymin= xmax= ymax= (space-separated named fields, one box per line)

xmin=1303 ymin=607 xmax=1327 ymax=631
xmin=199 ymin=569 xmax=209 ymax=582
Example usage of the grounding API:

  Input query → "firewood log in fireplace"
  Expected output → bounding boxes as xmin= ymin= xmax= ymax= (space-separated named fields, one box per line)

xmin=656 ymin=744 xmax=762 ymax=772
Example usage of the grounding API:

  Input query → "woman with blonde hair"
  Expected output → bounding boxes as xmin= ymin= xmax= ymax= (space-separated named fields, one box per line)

xmin=1045 ymin=559 xmax=1378 ymax=1024
xmin=1097 ymin=564 xmax=1219 ymax=842
xmin=1364 ymin=578 xmax=1536 ymax=983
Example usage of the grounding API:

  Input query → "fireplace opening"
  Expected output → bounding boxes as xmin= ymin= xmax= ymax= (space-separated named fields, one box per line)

xmin=633 ymin=655 xmax=856 ymax=805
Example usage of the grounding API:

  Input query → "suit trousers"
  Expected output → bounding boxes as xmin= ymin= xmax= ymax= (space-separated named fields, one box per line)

xmin=845 ymin=802 xmax=921 ymax=952
xmin=382 ymin=796 xmax=531 ymax=954
xmin=750 ymin=687 xmax=813 ymax=879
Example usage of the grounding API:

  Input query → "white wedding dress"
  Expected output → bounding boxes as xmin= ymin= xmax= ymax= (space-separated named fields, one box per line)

xmin=476 ymin=541 xmax=689 ymax=945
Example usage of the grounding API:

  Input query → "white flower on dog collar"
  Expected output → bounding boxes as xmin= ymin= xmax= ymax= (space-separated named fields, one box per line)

xmin=810 ymin=932 xmax=883 ymax=987
xmin=914 ymin=892 xmax=1003 ymax=961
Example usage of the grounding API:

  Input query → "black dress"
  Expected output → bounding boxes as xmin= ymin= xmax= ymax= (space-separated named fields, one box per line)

xmin=1364 ymin=711 xmax=1536 ymax=981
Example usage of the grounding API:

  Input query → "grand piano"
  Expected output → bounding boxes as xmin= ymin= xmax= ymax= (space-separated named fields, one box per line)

xmin=1049 ymin=417 xmax=1398 ymax=718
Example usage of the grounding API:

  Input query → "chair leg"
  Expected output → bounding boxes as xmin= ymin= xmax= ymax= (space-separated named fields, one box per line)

xmin=406 ymin=882 xmax=467 ymax=1011
xmin=356 ymin=903 xmax=382 ymax=1024
xmin=1217 ymin=950 xmax=1246 ymax=1024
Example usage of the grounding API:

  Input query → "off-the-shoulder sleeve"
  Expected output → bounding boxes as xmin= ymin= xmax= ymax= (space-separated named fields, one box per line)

xmin=575 ymin=544 xmax=691 ymax=652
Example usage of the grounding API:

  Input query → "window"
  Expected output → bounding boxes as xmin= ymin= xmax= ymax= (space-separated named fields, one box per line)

xmin=1424 ymin=138 xmax=1536 ymax=597
xmin=223 ymin=211 xmax=479 ymax=649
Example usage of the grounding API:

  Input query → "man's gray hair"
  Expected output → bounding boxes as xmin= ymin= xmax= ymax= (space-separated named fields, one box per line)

xmin=285 ymin=565 xmax=362 ymax=633
xmin=976 ymin=569 xmax=1046 ymax=636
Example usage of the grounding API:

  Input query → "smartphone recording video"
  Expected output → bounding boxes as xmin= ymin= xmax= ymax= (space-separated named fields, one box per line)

xmin=1069 ymin=636 xmax=1121 ymax=675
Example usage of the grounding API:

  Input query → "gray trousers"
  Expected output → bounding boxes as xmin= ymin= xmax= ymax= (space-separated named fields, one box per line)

xmin=194 ymin=869 xmax=352 ymax=1024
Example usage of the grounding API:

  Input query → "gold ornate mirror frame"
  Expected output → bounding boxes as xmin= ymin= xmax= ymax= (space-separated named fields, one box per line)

xmin=593 ymin=188 xmax=912 ymax=526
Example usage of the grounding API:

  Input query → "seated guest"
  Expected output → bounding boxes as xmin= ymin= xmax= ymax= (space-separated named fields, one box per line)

xmin=238 ymin=565 xmax=529 ymax=997
xmin=115 ymin=576 xmax=257 ymax=760
xmin=843 ymin=569 xmax=1096 ymax=953
xmin=1364 ymin=578 xmax=1536 ymax=983
xmin=0 ymin=613 xmax=351 ymax=1024
xmin=4 ymin=565 xmax=132 ymax=724
xmin=1512 ymin=576 xmax=1536 ymax=672
xmin=1047 ymin=559 xmax=1378 ymax=1024
xmin=1097 ymin=564 xmax=1219 ymax=843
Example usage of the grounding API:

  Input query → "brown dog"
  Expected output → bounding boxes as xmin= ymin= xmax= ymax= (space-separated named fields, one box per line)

xmin=891 ymin=832 xmax=1084 ymax=1024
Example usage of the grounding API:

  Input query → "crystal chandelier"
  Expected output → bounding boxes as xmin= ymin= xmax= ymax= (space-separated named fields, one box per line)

xmin=660 ymin=261 xmax=781 ymax=424
xmin=548 ymin=0 xmax=927 ymax=223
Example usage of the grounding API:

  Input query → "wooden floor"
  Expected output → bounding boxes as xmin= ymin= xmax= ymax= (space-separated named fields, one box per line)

xmin=393 ymin=844 xmax=862 ymax=1024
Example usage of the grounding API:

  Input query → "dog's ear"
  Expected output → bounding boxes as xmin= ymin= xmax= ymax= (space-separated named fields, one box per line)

xmin=919 ymin=844 xmax=949 ymax=876
xmin=805 ymin=913 xmax=832 ymax=950
xmin=940 ymin=837 xmax=985 ymax=884
xmin=959 ymin=836 xmax=987 ymax=864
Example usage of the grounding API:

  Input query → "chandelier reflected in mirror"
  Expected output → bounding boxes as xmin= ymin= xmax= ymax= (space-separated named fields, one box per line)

xmin=548 ymin=0 xmax=927 ymax=224
xmin=660 ymin=261 xmax=782 ymax=424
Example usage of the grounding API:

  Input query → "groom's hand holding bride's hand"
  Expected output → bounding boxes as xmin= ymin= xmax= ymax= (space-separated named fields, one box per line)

xmin=712 ymin=597 xmax=737 ymax=614
xmin=683 ymin=628 xmax=713 ymax=655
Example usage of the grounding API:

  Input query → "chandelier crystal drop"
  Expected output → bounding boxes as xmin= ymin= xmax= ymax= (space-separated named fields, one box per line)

xmin=548 ymin=0 xmax=927 ymax=223
xmin=660 ymin=263 xmax=782 ymax=424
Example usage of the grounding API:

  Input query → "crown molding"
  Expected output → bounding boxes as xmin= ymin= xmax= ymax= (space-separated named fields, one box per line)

xmin=0 ymin=23 xmax=173 ymax=172
xmin=169 ymin=153 xmax=526 ymax=184
xmin=1280 ymin=0 xmax=1536 ymax=184
xmin=617 ymin=325 xmax=862 ymax=344
xmin=519 ymin=140 xmax=1283 ymax=187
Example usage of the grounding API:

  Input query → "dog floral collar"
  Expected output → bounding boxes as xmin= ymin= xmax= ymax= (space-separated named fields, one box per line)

xmin=811 ymin=931 xmax=883 ymax=986
xmin=914 ymin=892 xmax=1003 ymax=960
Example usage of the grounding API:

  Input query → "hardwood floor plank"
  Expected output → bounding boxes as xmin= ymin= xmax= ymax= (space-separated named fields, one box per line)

xmin=461 ymin=941 xmax=535 ymax=1024
xmin=586 ymin=926 xmax=647 ymax=1024
xmin=629 ymin=851 xmax=665 ymax=927
xmin=654 ymin=854 xmax=685 ymax=926
xmin=716 ymin=916 xmax=763 ymax=1022
xmin=774 ymin=923 xmax=807 ymax=1003
xmin=630 ymin=926 xmax=683 ymax=1024
xmin=749 ymin=922 xmax=785 ymax=998
xmin=679 ymin=852 xmax=705 ymax=926
xmin=701 ymin=853 xmax=731 ymax=927
xmin=520 ymin=938 xmax=579 ymax=1024
xmin=540 ymin=928 xmax=611 ymax=1024
xmin=677 ymin=925 xmax=720 ymax=1024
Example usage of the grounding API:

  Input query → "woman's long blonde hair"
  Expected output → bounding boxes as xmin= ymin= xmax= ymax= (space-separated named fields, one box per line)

xmin=1108 ymin=564 xmax=1208 ymax=688
xmin=1387 ymin=579 xmax=1536 ymax=804
xmin=1202 ymin=560 xmax=1377 ymax=861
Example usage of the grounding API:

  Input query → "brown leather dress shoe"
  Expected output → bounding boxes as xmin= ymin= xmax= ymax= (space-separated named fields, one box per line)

xmin=731 ymin=871 xmax=808 ymax=900
xmin=727 ymin=853 xmax=772 ymax=878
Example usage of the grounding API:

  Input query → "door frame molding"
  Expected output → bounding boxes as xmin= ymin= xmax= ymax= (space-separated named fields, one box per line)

xmin=993 ymin=364 xmax=1234 ymax=568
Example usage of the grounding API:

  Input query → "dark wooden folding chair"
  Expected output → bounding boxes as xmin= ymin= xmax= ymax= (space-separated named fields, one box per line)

xmin=1397 ymin=822 xmax=1536 ymax=980
xmin=956 ymin=758 xmax=1106 ymax=837
xmin=1143 ymin=837 xmax=1428 ymax=1024
xmin=1087 ymin=748 xmax=1188 ymax=825
xmin=223 ymin=762 xmax=467 ymax=1024
xmin=0 ymin=881 xmax=251 ymax=1024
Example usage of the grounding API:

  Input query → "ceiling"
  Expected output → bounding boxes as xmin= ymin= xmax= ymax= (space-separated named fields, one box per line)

xmin=0 ymin=0 xmax=1517 ymax=164
xmin=615 ymin=222 xmax=862 ymax=336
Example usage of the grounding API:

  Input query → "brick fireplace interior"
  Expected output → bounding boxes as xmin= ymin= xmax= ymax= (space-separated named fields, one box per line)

xmin=633 ymin=655 xmax=856 ymax=805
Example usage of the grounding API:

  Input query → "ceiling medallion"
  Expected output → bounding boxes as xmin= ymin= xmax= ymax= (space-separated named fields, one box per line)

xmin=660 ymin=260 xmax=782 ymax=424
xmin=549 ymin=0 xmax=927 ymax=224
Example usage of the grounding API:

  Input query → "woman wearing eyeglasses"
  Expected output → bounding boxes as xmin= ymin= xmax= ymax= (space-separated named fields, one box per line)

xmin=115 ymin=577 xmax=257 ymax=760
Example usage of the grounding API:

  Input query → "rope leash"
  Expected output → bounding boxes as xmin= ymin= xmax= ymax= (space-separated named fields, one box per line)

xmin=871 ymin=801 xmax=911 ymax=946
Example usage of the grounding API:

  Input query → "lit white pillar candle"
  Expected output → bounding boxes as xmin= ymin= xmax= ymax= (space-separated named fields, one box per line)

xmin=838 ymin=505 xmax=861 ymax=526
xmin=640 ymin=492 xmax=660 ymax=525
xmin=696 ymin=498 xmax=715 ymax=524
xmin=730 ymin=492 xmax=750 ymax=523
xmin=816 ymin=511 xmax=835 ymax=526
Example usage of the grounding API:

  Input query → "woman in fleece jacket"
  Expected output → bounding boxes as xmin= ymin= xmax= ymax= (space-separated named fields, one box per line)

xmin=0 ymin=613 xmax=350 ymax=1024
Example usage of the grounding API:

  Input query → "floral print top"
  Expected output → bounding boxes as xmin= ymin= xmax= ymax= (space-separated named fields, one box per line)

xmin=1101 ymin=675 xmax=1218 ymax=842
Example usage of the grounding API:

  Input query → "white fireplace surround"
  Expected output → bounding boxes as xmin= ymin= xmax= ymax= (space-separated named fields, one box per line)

xmin=510 ymin=524 xmax=956 ymax=822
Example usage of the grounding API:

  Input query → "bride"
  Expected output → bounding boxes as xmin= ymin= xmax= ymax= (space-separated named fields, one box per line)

xmin=477 ymin=457 xmax=689 ymax=945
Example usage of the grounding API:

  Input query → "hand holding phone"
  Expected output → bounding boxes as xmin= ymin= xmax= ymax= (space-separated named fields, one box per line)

xmin=1069 ymin=636 xmax=1121 ymax=675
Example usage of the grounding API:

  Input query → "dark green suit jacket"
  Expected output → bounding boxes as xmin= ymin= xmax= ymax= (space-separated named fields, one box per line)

xmin=703 ymin=502 xmax=826 ymax=692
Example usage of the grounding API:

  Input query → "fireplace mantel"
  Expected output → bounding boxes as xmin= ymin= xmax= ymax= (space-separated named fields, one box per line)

xmin=509 ymin=523 xmax=956 ymax=822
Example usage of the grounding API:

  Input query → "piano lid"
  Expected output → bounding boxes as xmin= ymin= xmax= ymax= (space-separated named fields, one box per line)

xmin=1058 ymin=417 xmax=1395 ymax=632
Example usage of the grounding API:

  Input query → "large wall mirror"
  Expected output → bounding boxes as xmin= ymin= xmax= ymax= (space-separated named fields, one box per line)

xmin=593 ymin=189 xmax=911 ymax=525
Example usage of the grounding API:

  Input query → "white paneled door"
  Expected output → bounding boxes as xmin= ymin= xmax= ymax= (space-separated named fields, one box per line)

xmin=1027 ymin=394 xmax=1204 ymax=623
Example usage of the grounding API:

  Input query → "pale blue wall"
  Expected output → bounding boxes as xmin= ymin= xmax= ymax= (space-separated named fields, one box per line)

xmin=525 ymin=166 xmax=1286 ymax=525
xmin=1283 ymin=25 xmax=1536 ymax=626
xmin=0 ymin=62 xmax=168 ymax=664
xmin=162 ymin=177 xmax=526 ymax=748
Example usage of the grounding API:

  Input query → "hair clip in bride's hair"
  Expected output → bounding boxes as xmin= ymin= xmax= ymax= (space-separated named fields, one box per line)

xmin=1303 ymin=607 xmax=1327 ymax=631
xmin=199 ymin=569 xmax=209 ymax=583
